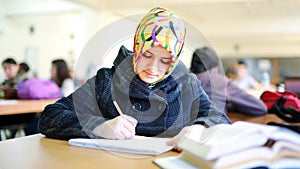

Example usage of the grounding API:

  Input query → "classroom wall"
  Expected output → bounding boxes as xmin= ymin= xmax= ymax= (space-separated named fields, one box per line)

xmin=0 ymin=0 xmax=102 ymax=82
xmin=1 ymin=1 xmax=300 ymax=84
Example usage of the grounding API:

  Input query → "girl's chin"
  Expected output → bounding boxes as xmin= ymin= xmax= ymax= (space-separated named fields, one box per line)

xmin=141 ymin=77 xmax=159 ymax=84
xmin=144 ymin=79 xmax=157 ymax=84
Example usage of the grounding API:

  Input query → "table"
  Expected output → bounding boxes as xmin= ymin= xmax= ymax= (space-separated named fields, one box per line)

xmin=0 ymin=113 xmax=298 ymax=169
xmin=227 ymin=112 xmax=296 ymax=124
xmin=0 ymin=134 xmax=178 ymax=169
xmin=0 ymin=99 xmax=58 ymax=115
xmin=0 ymin=99 xmax=58 ymax=140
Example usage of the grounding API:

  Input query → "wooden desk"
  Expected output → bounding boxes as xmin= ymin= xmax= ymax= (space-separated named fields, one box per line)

xmin=0 ymin=99 xmax=57 ymax=115
xmin=0 ymin=114 xmax=298 ymax=168
xmin=227 ymin=112 xmax=296 ymax=124
xmin=0 ymin=134 xmax=178 ymax=169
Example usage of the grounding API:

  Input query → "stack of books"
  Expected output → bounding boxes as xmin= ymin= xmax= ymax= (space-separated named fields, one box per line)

xmin=154 ymin=121 xmax=300 ymax=169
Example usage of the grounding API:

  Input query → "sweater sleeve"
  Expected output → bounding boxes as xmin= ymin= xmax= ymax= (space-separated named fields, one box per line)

xmin=38 ymin=77 xmax=106 ymax=140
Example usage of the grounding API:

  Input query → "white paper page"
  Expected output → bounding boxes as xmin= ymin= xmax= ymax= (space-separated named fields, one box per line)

xmin=0 ymin=100 xmax=18 ymax=105
xmin=68 ymin=136 xmax=173 ymax=156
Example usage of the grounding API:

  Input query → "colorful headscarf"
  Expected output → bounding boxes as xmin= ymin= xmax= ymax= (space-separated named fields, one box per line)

xmin=133 ymin=7 xmax=186 ymax=81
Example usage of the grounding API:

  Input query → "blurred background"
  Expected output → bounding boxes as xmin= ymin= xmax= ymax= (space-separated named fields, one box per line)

xmin=1 ymin=0 xmax=300 ymax=84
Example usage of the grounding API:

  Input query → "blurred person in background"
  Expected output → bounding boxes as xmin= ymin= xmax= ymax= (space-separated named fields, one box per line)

xmin=1 ymin=58 xmax=30 ymax=99
xmin=232 ymin=60 xmax=262 ymax=91
xmin=51 ymin=59 xmax=74 ymax=96
xmin=2 ymin=58 xmax=21 ymax=87
xmin=0 ymin=59 xmax=38 ymax=140
xmin=18 ymin=62 xmax=31 ymax=82
xmin=190 ymin=47 xmax=267 ymax=116
xmin=225 ymin=62 xmax=239 ymax=80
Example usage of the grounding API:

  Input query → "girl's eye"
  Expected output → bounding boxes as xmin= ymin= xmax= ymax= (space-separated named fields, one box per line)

xmin=142 ymin=53 xmax=152 ymax=58
xmin=161 ymin=59 xmax=171 ymax=65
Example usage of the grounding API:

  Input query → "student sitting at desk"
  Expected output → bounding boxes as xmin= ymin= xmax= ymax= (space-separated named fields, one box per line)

xmin=2 ymin=58 xmax=21 ymax=87
xmin=1 ymin=58 xmax=32 ymax=98
xmin=1 ymin=58 xmax=38 ymax=139
xmin=231 ymin=60 xmax=262 ymax=91
xmin=39 ymin=7 xmax=230 ymax=147
xmin=51 ymin=59 xmax=75 ymax=97
xmin=190 ymin=47 xmax=267 ymax=116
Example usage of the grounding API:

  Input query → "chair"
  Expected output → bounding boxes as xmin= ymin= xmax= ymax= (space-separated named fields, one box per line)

xmin=285 ymin=76 xmax=300 ymax=98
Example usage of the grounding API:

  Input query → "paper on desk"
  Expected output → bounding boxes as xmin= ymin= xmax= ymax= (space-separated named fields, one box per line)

xmin=68 ymin=136 xmax=173 ymax=156
xmin=0 ymin=100 xmax=18 ymax=105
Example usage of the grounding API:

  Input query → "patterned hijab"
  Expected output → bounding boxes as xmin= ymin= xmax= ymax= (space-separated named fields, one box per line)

xmin=133 ymin=7 xmax=186 ymax=81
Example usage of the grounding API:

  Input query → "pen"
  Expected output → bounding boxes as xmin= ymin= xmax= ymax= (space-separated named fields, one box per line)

xmin=113 ymin=100 xmax=124 ymax=116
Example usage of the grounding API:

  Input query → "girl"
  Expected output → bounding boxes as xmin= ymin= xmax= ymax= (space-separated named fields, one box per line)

xmin=39 ymin=7 xmax=230 ymax=149
xmin=51 ymin=59 xmax=74 ymax=96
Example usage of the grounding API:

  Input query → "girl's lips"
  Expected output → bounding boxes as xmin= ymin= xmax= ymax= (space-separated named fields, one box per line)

xmin=145 ymin=71 xmax=157 ymax=78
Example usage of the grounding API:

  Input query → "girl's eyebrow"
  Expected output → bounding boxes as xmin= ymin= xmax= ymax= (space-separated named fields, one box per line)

xmin=145 ymin=50 xmax=153 ymax=55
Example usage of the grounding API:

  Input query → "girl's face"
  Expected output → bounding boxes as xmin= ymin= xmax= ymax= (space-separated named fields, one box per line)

xmin=136 ymin=46 xmax=172 ymax=84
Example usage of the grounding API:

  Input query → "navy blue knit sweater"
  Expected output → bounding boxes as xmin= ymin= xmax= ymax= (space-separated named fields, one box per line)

xmin=38 ymin=46 xmax=230 ymax=140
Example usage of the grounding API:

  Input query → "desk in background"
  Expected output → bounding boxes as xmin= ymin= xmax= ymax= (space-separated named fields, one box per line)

xmin=227 ymin=112 xmax=295 ymax=124
xmin=0 ymin=134 xmax=177 ymax=169
xmin=0 ymin=99 xmax=58 ymax=140
xmin=227 ymin=113 xmax=300 ymax=125
xmin=0 ymin=99 xmax=57 ymax=115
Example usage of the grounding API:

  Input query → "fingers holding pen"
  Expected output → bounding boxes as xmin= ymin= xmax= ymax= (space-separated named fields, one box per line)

xmin=122 ymin=115 xmax=138 ymax=127
xmin=92 ymin=101 xmax=138 ymax=140
xmin=92 ymin=115 xmax=138 ymax=140
xmin=118 ymin=115 xmax=137 ymax=139
xmin=112 ymin=101 xmax=138 ymax=139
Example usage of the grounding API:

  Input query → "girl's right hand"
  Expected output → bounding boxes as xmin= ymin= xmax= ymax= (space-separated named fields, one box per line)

xmin=92 ymin=115 xmax=138 ymax=140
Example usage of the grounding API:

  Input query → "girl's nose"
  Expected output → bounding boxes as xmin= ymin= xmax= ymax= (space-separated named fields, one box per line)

xmin=148 ymin=58 xmax=159 ymax=69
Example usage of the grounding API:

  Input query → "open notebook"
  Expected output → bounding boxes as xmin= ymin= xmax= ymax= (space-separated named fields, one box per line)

xmin=68 ymin=136 xmax=173 ymax=156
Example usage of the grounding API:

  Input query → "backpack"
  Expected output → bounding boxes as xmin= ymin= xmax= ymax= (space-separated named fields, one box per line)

xmin=17 ymin=78 xmax=62 ymax=99
xmin=260 ymin=91 xmax=300 ymax=110
xmin=260 ymin=91 xmax=300 ymax=123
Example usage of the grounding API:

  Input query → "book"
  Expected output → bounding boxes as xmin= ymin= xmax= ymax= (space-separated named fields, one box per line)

xmin=154 ymin=147 xmax=300 ymax=169
xmin=153 ymin=121 xmax=300 ymax=169
xmin=68 ymin=136 xmax=173 ymax=156
xmin=177 ymin=121 xmax=300 ymax=160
